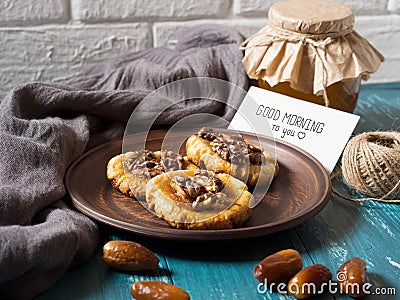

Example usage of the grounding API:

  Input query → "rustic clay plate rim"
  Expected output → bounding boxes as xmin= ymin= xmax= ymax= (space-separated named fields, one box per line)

xmin=66 ymin=130 xmax=331 ymax=240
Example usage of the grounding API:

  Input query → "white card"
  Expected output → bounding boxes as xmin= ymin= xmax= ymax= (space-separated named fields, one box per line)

xmin=229 ymin=86 xmax=360 ymax=173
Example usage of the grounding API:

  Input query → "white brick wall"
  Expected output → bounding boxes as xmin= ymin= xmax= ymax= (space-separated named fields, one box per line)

xmin=0 ymin=0 xmax=398 ymax=99
xmin=0 ymin=0 xmax=69 ymax=25
xmin=71 ymin=0 xmax=231 ymax=22
xmin=233 ymin=0 xmax=274 ymax=17
xmin=0 ymin=24 xmax=151 ymax=96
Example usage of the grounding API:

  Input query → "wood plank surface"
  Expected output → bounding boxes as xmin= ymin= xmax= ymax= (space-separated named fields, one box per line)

xmin=295 ymin=83 xmax=400 ymax=300
xmin=37 ymin=227 xmax=173 ymax=300
xmin=37 ymin=83 xmax=400 ymax=300
xmin=158 ymin=230 xmax=321 ymax=300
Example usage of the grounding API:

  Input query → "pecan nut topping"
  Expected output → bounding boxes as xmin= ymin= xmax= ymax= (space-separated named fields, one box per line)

xmin=172 ymin=170 xmax=229 ymax=210
xmin=198 ymin=127 xmax=265 ymax=165
xmin=123 ymin=150 xmax=185 ymax=178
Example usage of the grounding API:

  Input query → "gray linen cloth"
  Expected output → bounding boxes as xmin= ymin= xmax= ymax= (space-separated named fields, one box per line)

xmin=0 ymin=25 xmax=248 ymax=299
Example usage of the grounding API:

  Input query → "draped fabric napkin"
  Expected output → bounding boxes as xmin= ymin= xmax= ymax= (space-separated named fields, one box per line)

xmin=0 ymin=25 xmax=248 ymax=299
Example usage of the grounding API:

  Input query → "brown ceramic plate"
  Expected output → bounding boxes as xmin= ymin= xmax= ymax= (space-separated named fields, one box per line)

xmin=66 ymin=129 xmax=331 ymax=241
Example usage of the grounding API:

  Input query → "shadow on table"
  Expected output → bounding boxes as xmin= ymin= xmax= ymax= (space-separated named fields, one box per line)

xmin=101 ymin=223 xmax=313 ymax=263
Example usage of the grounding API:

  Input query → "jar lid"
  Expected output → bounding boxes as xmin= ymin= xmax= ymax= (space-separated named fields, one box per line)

xmin=269 ymin=0 xmax=354 ymax=35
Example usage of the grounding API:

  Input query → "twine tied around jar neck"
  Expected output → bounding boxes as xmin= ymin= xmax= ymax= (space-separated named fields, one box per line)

xmin=332 ymin=131 xmax=400 ymax=203
xmin=240 ymin=23 xmax=354 ymax=50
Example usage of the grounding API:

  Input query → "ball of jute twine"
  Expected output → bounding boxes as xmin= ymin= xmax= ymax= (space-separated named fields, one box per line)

xmin=336 ymin=131 xmax=400 ymax=203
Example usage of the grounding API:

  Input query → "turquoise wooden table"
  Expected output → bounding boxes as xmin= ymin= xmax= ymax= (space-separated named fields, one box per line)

xmin=38 ymin=83 xmax=400 ymax=300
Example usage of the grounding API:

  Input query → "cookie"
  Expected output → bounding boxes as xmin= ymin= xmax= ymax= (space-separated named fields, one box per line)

xmin=146 ymin=169 xmax=253 ymax=229
xmin=186 ymin=128 xmax=278 ymax=186
xmin=106 ymin=150 xmax=197 ymax=200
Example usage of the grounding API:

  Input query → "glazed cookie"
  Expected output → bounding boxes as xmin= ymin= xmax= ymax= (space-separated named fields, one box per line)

xmin=107 ymin=150 xmax=197 ymax=200
xmin=186 ymin=128 xmax=278 ymax=186
xmin=146 ymin=169 xmax=253 ymax=229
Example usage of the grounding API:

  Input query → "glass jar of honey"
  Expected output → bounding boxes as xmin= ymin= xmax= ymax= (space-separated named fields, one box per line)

xmin=241 ymin=0 xmax=384 ymax=113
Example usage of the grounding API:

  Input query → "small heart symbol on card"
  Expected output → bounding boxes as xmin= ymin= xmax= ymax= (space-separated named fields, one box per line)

xmin=297 ymin=131 xmax=306 ymax=139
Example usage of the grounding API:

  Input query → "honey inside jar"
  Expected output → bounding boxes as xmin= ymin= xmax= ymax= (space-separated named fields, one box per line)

xmin=258 ymin=77 xmax=361 ymax=113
